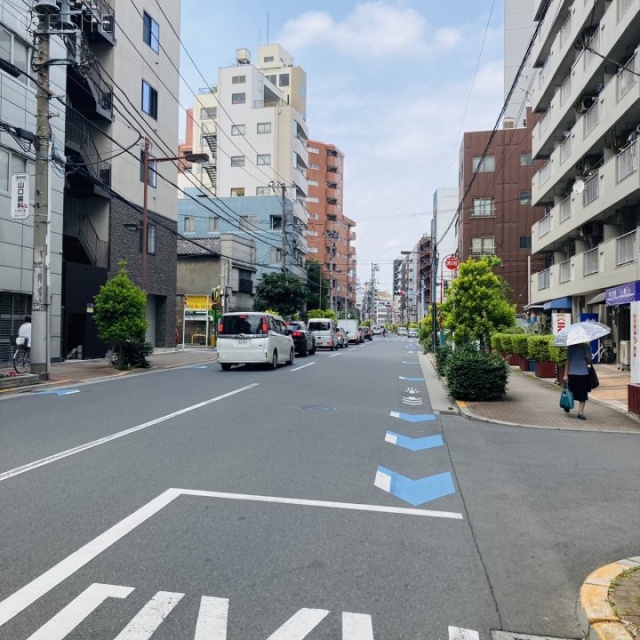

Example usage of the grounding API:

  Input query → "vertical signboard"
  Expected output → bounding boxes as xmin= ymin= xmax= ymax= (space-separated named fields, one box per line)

xmin=551 ymin=312 xmax=571 ymax=335
xmin=11 ymin=172 xmax=30 ymax=220
xmin=631 ymin=302 xmax=640 ymax=384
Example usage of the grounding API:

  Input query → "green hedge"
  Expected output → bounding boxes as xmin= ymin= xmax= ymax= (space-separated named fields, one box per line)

xmin=435 ymin=343 xmax=453 ymax=377
xmin=527 ymin=335 xmax=553 ymax=361
xmin=500 ymin=334 xmax=514 ymax=353
xmin=511 ymin=334 xmax=529 ymax=357
xmin=490 ymin=334 xmax=503 ymax=352
xmin=549 ymin=342 xmax=567 ymax=366
xmin=446 ymin=347 xmax=509 ymax=400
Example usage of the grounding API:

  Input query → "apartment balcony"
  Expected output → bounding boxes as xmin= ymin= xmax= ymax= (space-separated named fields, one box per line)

xmin=531 ymin=0 xmax=572 ymax=69
xmin=530 ymin=227 xmax=639 ymax=304
xmin=533 ymin=140 xmax=640 ymax=253
xmin=71 ymin=0 xmax=115 ymax=45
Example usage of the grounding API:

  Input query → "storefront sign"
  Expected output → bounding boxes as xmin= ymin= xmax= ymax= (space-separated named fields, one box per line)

xmin=551 ymin=312 xmax=571 ymax=335
xmin=11 ymin=172 xmax=30 ymax=220
xmin=184 ymin=295 xmax=210 ymax=311
xmin=632 ymin=302 xmax=640 ymax=384
xmin=606 ymin=281 xmax=640 ymax=306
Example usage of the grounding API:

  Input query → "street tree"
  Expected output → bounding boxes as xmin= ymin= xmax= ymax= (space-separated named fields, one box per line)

xmin=305 ymin=261 xmax=329 ymax=310
xmin=307 ymin=308 xmax=337 ymax=321
xmin=439 ymin=256 xmax=515 ymax=348
xmin=93 ymin=261 xmax=148 ymax=366
xmin=254 ymin=272 xmax=307 ymax=318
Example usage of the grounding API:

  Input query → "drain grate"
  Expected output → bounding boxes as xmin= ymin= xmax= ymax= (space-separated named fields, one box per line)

xmin=492 ymin=632 xmax=577 ymax=640
xmin=300 ymin=405 xmax=336 ymax=412
xmin=437 ymin=410 xmax=459 ymax=415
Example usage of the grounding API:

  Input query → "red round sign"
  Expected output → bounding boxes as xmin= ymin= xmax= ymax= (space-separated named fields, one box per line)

xmin=444 ymin=255 xmax=460 ymax=270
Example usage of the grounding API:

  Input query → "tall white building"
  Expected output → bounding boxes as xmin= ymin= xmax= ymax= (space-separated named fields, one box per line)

xmin=433 ymin=187 xmax=459 ymax=303
xmin=529 ymin=0 xmax=640 ymax=355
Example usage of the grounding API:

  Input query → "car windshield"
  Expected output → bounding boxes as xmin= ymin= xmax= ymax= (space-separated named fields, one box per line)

xmin=220 ymin=315 xmax=265 ymax=335
xmin=309 ymin=321 xmax=331 ymax=331
xmin=287 ymin=322 xmax=303 ymax=330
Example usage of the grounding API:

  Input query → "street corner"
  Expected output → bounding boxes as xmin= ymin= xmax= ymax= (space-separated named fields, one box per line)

xmin=578 ymin=558 xmax=640 ymax=640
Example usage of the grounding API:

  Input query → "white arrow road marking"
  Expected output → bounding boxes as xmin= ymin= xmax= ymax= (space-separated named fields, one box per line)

xmin=449 ymin=627 xmax=480 ymax=640
xmin=342 ymin=612 xmax=374 ymax=639
xmin=194 ymin=596 xmax=229 ymax=640
xmin=266 ymin=608 xmax=329 ymax=639
xmin=25 ymin=583 xmax=133 ymax=640
xmin=0 ymin=384 xmax=259 ymax=486
xmin=113 ymin=591 xmax=184 ymax=639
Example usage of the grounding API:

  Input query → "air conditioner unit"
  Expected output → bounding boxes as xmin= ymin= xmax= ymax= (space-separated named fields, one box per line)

xmin=619 ymin=340 xmax=631 ymax=366
xmin=575 ymin=96 xmax=596 ymax=113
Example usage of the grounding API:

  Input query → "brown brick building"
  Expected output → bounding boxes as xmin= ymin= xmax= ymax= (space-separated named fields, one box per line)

xmin=458 ymin=114 xmax=546 ymax=313
xmin=306 ymin=141 xmax=356 ymax=313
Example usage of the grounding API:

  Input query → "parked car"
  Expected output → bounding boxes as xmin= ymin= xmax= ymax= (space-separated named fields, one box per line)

xmin=286 ymin=321 xmax=316 ymax=356
xmin=408 ymin=327 xmax=418 ymax=338
xmin=361 ymin=326 xmax=373 ymax=341
xmin=336 ymin=327 xmax=348 ymax=348
xmin=372 ymin=326 xmax=384 ymax=335
xmin=340 ymin=319 xmax=363 ymax=344
xmin=398 ymin=327 xmax=408 ymax=336
xmin=217 ymin=312 xmax=295 ymax=370
xmin=308 ymin=318 xmax=338 ymax=350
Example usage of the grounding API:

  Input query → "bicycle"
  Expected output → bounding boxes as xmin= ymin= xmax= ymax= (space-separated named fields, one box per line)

xmin=596 ymin=341 xmax=616 ymax=364
xmin=13 ymin=340 xmax=31 ymax=374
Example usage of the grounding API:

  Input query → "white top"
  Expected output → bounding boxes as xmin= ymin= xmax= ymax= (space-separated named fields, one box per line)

xmin=18 ymin=322 xmax=31 ymax=348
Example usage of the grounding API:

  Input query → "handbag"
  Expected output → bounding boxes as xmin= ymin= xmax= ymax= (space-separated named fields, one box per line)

xmin=587 ymin=365 xmax=599 ymax=390
xmin=559 ymin=385 xmax=574 ymax=411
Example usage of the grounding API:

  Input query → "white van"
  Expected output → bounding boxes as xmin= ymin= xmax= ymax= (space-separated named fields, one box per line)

xmin=217 ymin=312 xmax=295 ymax=370
xmin=307 ymin=318 xmax=337 ymax=350
xmin=340 ymin=319 xmax=362 ymax=344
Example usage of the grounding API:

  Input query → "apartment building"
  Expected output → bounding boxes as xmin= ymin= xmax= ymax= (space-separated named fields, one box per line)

xmin=0 ymin=1 xmax=66 ymax=365
xmin=433 ymin=187 xmax=459 ymax=303
xmin=528 ymin=0 xmax=640 ymax=352
xmin=305 ymin=140 xmax=356 ymax=313
xmin=178 ymin=44 xmax=309 ymax=282
xmin=459 ymin=112 xmax=546 ymax=314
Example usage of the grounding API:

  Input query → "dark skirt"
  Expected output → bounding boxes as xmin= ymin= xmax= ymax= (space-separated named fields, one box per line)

xmin=568 ymin=374 xmax=590 ymax=402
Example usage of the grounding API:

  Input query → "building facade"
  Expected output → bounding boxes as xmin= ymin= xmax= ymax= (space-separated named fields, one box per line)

xmin=459 ymin=113 xmax=546 ymax=314
xmin=528 ymin=0 xmax=640 ymax=352
xmin=433 ymin=187 xmax=459 ymax=303
xmin=305 ymin=140 xmax=356 ymax=313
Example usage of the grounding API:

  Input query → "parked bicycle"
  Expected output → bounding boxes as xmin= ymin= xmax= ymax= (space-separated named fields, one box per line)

xmin=13 ymin=338 xmax=30 ymax=374
xmin=597 ymin=341 xmax=616 ymax=364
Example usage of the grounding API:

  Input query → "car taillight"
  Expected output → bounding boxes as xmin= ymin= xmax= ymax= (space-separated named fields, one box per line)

xmin=261 ymin=320 xmax=269 ymax=333
xmin=218 ymin=322 xmax=223 ymax=334
xmin=292 ymin=331 xmax=302 ymax=337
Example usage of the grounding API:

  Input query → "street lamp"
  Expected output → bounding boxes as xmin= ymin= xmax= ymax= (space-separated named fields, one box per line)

xmin=140 ymin=137 xmax=208 ymax=290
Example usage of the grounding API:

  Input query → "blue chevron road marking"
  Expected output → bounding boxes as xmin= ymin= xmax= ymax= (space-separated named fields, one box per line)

xmin=374 ymin=466 xmax=455 ymax=506
xmin=385 ymin=431 xmax=444 ymax=451
xmin=33 ymin=389 xmax=81 ymax=396
xmin=398 ymin=376 xmax=423 ymax=382
xmin=390 ymin=411 xmax=436 ymax=423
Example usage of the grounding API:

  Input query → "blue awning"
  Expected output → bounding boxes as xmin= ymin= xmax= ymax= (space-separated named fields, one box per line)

xmin=543 ymin=297 xmax=572 ymax=311
xmin=606 ymin=281 xmax=640 ymax=306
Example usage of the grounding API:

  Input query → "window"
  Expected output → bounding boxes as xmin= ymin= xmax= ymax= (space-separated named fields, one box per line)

xmin=257 ymin=154 xmax=271 ymax=166
xmin=256 ymin=186 xmax=271 ymax=196
xmin=306 ymin=196 xmax=319 ymax=203
xmin=208 ymin=216 xmax=219 ymax=232
xmin=230 ymin=156 xmax=245 ymax=167
xmin=520 ymin=152 xmax=533 ymax=166
xmin=0 ymin=148 xmax=10 ymax=191
xmin=239 ymin=215 xmax=257 ymax=231
xmin=279 ymin=73 xmax=290 ymax=87
xmin=307 ymin=146 xmax=319 ymax=154
xmin=147 ymin=224 xmax=156 ymax=255
xmin=230 ymin=187 xmax=245 ymax=197
xmin=472 ymin=197 xmax=494 ymax=217
xmin=0 ymin=27 xmax=29 ymax=83
xmin=238 ymin=269 xmax=253 ymax=294
xmin=257 ymin=122 xmax=271 ymax=134
xmin=141 ymin=81 xmax=158 ymax=119
xmin=471 ymin=236 xmax=495 ymax=254
xmin=139 ymin=151 xmax=157 ymax=188
xmin=142 ymin=12 xmax=159 ymax=53
xmin=184 ymin=217 xmax=196 ymax=233
xmin=472 ymin=155 xmax=495 ymax=172
xmin=310 ymin=163 xmax=320 ymax=170
xmin=271 ymin=248 xmax=283 ymax=263
xmin=308 ymin=180 xmax=319 ymax=186
xmin=265 ymin=74 xmax=277 ymax=85
xmin=264 ymin=56 xmax=274 ymax=63
xmin=200 ymin=107 xmax=217 ymax=120
xmin=270 ymin=215 xmax=283 ymax=230
xmin=231 ymin=93 xmax=246 ymax=104
xmin=520 ymin=190 xmax=532 ymax=205
xmin=231 ymin=124 xmax=245 ymax=136
xmin=520 ymin=235 xmax=532 ymax=249
xmin=231 ymin=75 xmax=246 ymax=84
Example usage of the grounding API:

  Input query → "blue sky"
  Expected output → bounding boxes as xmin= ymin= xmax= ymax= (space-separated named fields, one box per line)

xmin=179 ymin=1 xmax=506 ymax=290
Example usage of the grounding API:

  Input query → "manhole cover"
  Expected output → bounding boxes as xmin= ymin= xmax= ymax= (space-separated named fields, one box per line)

xmin=300 ymin=405 xmax=336 ymax=412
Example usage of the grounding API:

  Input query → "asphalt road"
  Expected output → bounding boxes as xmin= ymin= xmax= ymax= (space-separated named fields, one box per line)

xmin=0 ymin=337 xmax=638 ymax=639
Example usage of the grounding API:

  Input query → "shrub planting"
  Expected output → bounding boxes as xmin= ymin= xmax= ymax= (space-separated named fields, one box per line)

xmin=446 ymin=347 xmax=509 ymax=400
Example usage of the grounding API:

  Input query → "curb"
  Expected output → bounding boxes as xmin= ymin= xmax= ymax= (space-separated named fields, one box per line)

xmin=578 ymin=557 xmax=640 ymax=640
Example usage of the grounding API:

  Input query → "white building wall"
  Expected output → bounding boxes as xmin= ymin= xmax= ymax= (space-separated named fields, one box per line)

xmin=433 ymin=187 xmax=459 ymax=302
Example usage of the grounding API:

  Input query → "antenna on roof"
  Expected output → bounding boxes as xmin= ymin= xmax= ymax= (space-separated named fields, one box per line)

xmin=266 ymin=13 xmax=270 ymax=44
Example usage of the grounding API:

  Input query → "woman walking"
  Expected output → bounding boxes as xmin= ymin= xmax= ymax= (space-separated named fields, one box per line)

xmin=563 ymin=342 xmax=592 ymax=420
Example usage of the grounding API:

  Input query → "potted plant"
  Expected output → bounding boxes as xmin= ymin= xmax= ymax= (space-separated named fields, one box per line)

xmin=512 ymin=334 xmax=530 ymax=371
xmin=500 ymin=334 xmax=519 ymax=365
xmin=528 ymin=335 xmax=556 ymax=378
xmin=490 ymin=333 xmax=503 ymax=356
xmin=549 ymin=342 xmax=568 ymax=384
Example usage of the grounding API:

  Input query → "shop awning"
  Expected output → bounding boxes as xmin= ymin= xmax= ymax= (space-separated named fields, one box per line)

xmin=587 ymin=292 xmax=607 ymax=305
xmin=606 ymin=281 xmax=640 ymax=306
xmin=543 ymin=297 xmax=572 ymax=311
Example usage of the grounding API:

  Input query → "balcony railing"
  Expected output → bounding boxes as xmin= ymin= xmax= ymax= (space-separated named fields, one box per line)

xmin=539 ymin=215 xmax=551 ymax=237
xmin=583 ymin=247 xmax=599 ymax=276
xmin=560 ymin=135 xmax=572 ymax=164
xmin=64 ymin=198 xmax=109 ymax=269
xmin=616 ymin=230 xmax=637 ymax=266
xmin=617 ymin=50 xmax=638 ymax=101
xmin=538 ymin=269 xmax=550 ymax=290
xmin=559 ymin=195 xmax=572 ymax=223
xmin=559 ymin=259 xmax=571 ymax=284
xmin=539 ymin=108 xmax=551 ymax=135
xmin=618 ymin=0 xmax=633 ymax=21
xmin=616 ymin=139 xmax=638 ymax=182
xmin=539 ymin=160 xmax=551 ymax=186
xmin=559 ymin=12 xmax=572 ymax=49
xmin=583 ymin=172 xmax=599 ymax=206
xmin=560 ymin=74 xmax=572 ymax=105
xmin=583 ymin=100 xmax=599 ymax=138
xmin=583 ymin=28 xmax=600 ymax=70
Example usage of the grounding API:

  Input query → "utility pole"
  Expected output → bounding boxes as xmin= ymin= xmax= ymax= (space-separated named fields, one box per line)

xmin=31 ymin=5 xmax=53 ymax=380
xmin=278 ymin=182 xmax=287 ymax=272
xmin=142 ymin=137 xmax=150 ymax=291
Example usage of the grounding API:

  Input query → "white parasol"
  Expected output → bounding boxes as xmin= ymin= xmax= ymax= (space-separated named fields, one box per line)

xmin=552 ymin=320 xmax=611 ymax=346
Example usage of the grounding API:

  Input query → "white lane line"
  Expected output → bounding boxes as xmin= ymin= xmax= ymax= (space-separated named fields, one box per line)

xmin=113 ymin=591 xmax=184 ymax=639
xmin=342 ymin=612 xmax=374 ymax=639
xmin=25 ymin=583 xmax=133 ymax=640
xmin=0 ymin=489 xmax=181 ymax=629
xmin=290 ymin=362 xmax=316 ymax=372
xmin=194 ymin=596 xmax=229 ymax=640
xmin=0 ymin=384 xmax=259 ymax=485
xmin=328 ymin=353 xmax=341 ymax=358
xmin=266 ymin=608 xmax=329 ymax=639
xmin=0 ymin=488 xmax=461 ymax=630
xmin=449 ymin=627 xmax=480 ymax=640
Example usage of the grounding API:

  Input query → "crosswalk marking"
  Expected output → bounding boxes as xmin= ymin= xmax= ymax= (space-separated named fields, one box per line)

xmin=113 ymin=591 xmax=184 ymax=639
xmin=266 ymin=608 xmax=329 ymax=639
xmin=194 ymin=596 xmax=229 ymax=639
xmin=342 ymin=612 xmax=374 ymax=639
xmin=26 ymin=583 xmax=133 ymax=640
xmin=449 ymin=626 xmax=480 ymax=640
